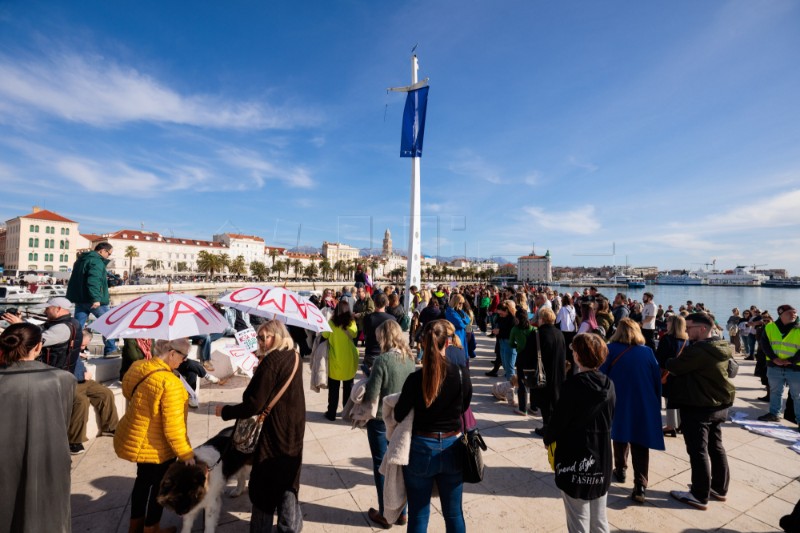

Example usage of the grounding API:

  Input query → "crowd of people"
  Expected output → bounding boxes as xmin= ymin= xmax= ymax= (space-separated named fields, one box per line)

xmin=2 ymin=242 xmax=799 ymax=532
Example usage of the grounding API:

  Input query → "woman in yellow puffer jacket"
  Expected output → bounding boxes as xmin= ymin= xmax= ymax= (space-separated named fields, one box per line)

xmin=114 ymin=338 xmax=195 ymax=533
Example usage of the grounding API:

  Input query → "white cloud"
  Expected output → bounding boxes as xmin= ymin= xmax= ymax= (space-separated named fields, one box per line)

xmin=0 ymin=52 xmax=318 ymax=129
xmin=693 ymin=189 xmax=800 ymax=233
xmin=56 ymin=158 xmax=166 ymax=194
xmin=524 ymin=205 xmax=601 ymax=235
xmin=219 ymin=148 xmax=314 ymax=189
xmin=567 ymin=156 xmax=598 ymax=173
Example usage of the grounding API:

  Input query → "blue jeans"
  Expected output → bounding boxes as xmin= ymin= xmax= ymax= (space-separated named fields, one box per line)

xmin=191 ymin=333 xmax=225 ymax=362
xmin=75 ymin=303 xmax=117 ymax=355
xmin=366 ymin=419 xmax=389 ymax=515
xmin=744 ymin=334 xmax=756 ymax=356
xmin=499 ymin=339 xmax=517 ymax=381
xmin=767 ymin=366 xmax=800 ymax=424
xmin=403 ymin=435 xmax=465 ymax=533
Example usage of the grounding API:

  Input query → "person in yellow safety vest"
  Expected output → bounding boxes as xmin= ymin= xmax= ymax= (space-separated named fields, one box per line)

xmin=757 ymin=304 xmax=800 ymax=424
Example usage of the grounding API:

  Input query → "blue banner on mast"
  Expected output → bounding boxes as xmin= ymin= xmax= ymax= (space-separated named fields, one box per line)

xmin=400 ymin=86 xmax=429 ymax=158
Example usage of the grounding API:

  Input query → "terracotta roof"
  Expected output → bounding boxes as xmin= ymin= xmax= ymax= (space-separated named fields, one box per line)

xmin=265 ymin=246 xmax=287 ymax=253
xmin=519 ymin=255 xmax=547 ymax=260
xmin=81 ymin=233 xmax=104 ymax=242
xmin=19 ymin=209 xmax=76 ymax=223
xmin=285 ymin=252 xmax=323 ymax=259
xmin=225 ymin=233 xmax=264 ymax=242
xmin=103 ymin=229 xmax=227 ymax=248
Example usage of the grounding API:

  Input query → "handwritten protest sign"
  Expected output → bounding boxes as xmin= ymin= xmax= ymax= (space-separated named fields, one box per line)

xmin=235 ymin=327 xmax=258 ymax=353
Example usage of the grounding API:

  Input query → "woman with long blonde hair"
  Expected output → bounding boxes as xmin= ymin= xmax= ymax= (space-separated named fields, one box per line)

xmin=394 ymin=319 xmax=472 ymax=532
xmin=362 ymin=320 xmax=417 ymax=528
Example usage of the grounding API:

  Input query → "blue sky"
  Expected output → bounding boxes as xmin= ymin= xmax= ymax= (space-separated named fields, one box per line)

xmin=1 ymin=1 xmax=799 ymax=273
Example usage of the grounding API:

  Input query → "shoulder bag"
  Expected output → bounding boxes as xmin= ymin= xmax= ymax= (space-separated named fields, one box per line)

xmin=233 ymin=353 xmax=299 ymax=454
xmin=523 ymin=329 xmax=547 ymax=390
xmin=457 ymin=367 xmax=487 ymax=483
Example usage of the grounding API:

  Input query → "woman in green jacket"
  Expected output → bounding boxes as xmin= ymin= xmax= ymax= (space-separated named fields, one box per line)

xmin=362 ymin=319 xmax=416 ymax=528
xmin=511 ymin=309 xmax=535 ymax=415
xmin=322 ymin=300 xmax=358 ymax=421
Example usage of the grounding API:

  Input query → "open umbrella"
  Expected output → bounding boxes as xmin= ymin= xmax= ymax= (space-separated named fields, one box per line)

xmin=218 ymin=286 xmax=331 ymax=333
xmin=91 ymin=292 xmax=229 ymax=340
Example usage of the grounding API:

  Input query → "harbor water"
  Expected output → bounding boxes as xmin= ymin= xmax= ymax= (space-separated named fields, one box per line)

xmin=588 ymin=284 xmax=799 ymax=316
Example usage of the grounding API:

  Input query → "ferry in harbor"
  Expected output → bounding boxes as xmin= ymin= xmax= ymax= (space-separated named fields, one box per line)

xmin=704 ymin=266 xmax=768 ymax=286
xmin=656 ymin=272 xmax=706 ymax=285
xmin=762 ymin=277 xmax=800 ymax=289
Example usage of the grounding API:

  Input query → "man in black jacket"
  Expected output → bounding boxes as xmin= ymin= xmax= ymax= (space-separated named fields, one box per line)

xmin=667 ymin=312 xmax=735 ymax=511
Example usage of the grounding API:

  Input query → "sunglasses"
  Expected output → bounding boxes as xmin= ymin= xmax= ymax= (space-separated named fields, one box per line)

xmin=173 ymin=349 xmax=188 ymax=359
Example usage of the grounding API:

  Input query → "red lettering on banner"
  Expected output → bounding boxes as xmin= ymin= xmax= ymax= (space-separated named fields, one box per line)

xmin=289 ymin=295 xmax=308 ymax=319
xmin=258 ymin=290 xmax=286 ymax=312
xmin=102 ymin=298 xmax=141 ymax=325
xmin=307 ymin=304 xmax=325 ymax=324
xmin=170 ymin=300 xmax=209 ymax=326
xmin=229 ymin=287 xmax=265 ymax=304
xmin=128 ymin=301 xmax=166 ymax=329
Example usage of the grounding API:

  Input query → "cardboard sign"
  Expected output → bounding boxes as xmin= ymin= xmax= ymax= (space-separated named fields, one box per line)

xmin=210 ymin=344 xmax=260 ymax=379
xmin=235 ymin=327 xmax=258 ymax=353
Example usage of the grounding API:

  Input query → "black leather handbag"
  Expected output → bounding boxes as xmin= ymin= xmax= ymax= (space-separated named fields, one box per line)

xmin=457 ymin=367 xmax=487 ymax=483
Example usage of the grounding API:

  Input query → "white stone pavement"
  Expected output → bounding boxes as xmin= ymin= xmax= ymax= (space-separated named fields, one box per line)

xmin=70 ymin=335 xmax=800 ymax=532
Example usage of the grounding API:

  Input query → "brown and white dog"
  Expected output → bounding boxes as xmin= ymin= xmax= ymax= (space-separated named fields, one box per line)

xmin=157 ymin=427 xmax=252 ymax=533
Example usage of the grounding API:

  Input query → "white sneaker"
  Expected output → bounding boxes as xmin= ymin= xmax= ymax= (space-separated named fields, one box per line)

xmin=204 ymin=374 xmax=220 ymax=384
xmin=188 ymin=397 xmax=199 ymax=408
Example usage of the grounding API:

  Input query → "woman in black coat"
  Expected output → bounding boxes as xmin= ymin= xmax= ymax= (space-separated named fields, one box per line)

xmin=216 ymin=320 xmax=305 ymax=533
xmin=524 ymin=308 xmax=566 ymax=436
xmin=544 ymin=333 xmax=615 ymax=533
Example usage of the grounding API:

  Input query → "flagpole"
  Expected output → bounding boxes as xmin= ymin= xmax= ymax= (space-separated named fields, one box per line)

xmin=405 ymin=54 xmax=422 ymax=313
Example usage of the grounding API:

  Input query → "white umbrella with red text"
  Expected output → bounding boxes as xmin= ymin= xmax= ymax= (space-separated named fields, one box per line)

xmin=90 ymin=292 xmax=228 ymax=340
xmin=218 ymin=286 xmax=332 ymax=333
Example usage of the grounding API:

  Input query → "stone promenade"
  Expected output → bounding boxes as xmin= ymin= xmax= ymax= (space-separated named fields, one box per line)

xmin=71 ymin=334 xmax=799 ymax=532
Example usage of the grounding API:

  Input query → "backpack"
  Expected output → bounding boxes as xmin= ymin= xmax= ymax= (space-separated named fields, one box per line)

xmin=399 ymin=314 xmax=411 ymax=332
xmin=592 ymin=325 xmax=607 ymax=338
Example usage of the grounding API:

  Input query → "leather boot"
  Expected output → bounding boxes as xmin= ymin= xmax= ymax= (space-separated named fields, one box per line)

xmin=128 ymin=518 xmax=145 ymax=533
xmin=143 ymin=525 xmax=176 ymax=533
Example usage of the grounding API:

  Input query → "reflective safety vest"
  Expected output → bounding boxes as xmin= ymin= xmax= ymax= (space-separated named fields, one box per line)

xmin=765 ymin=322 xmax=800 ymax=363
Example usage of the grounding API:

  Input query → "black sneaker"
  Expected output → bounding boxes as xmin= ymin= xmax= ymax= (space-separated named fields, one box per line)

xmin=757 ymin=413 xmax=781 ymax=422
xmin=613 ymin=468 xmax=626 ymax=483
xmin=632 ymin=484 xmax=646 ymax=503
xmin=756 ymin=395 xmax=770 ymax=402
xmin=484 ymin=370 xmax=499 ymax=377
xmin=69 ymin=443 xmax=85 ymax=455
xmin=323 ymin=412 xmax=336 ymax=421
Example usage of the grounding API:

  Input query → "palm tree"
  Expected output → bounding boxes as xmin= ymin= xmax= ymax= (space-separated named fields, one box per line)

xmin=370 ymin=259 xmax=380 ymax=280
xmin=282 ymin=260 xmax=291 ymax=280
xmin=219 ymin=253 xmax=230 ymax=278
xmin=250 ymin=260 xmax=267 ymax=281
xmin=197 ymin=250 xmax=227 ymax=279
xmin=319 ymin=258 xmax=332 ymax=281
xmin=124 ymin=245 xmax=139 ymax=277
xmin=398 ymin=266 xmax=407 ymax=283
xmin=268 ymin=248 xmax=279 ymax=268
xmin=271 ymin=260 xmax=285 ymax=281
xmin=292 ymin=259 xmax=303 ymax=280
xmin=304 ymin=262 xmax=319 ymax=280
xmin=176 ymin=261 xmax=188 ymax=273
xmin=333 ymin=260 xmax=346 ymax=282
xmin=145 ymin=259 xmax=164 ymax=272
xmin=229 ymin=255 xmax=246 ymax=278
